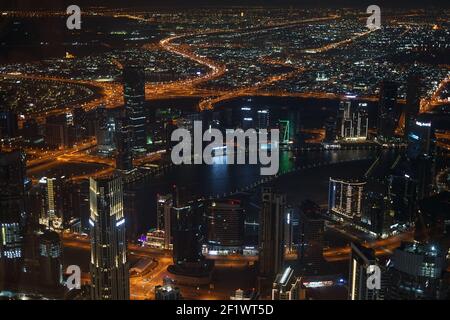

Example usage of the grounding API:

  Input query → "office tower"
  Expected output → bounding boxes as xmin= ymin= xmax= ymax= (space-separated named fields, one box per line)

xmin=240 ymin=106 xmax=254 ymax=130
xmin=45 ymin=114 xmax=77 ymax=148
xmin=272 ymin=266 xmax=303 ymax=300
xmin=377 ymin=80 xmax=398 ymax=142
xmin=298 ymin=201 xmax=325 ymax=276
xmin=348 ymin=243 xmax=381 ymax=300
xmin=407 ymin=120 xmax=434 ymax=160
xmin=278 ymin=120 xmax=291 ymax=144
xmin=404 ymin=73 xmax=421 ymax=139
xmin=123 ymin=186 xmax=140 ymax=243
xmin=89 ymin=176 xmax=129 ymax=300
xmin=206 ymin=199 xmax=245 ymax=253
xmin=155 ymin=277 xmax=181 ymax=300
xmin=362 ymin=191 xmax=391 ymax=237
xmin=171 ymin=199 xmax=205 ymax=269
xmin=38 ymin=176 xmax=69 ymax=231
xmin=328 ymin=178 xmax=365 ymax=221
xmin=384 ymin=242 xmax=447 ymax=300
xmin=115 ymin=117 xmax=133 ymax=172
xmin=0 ymin=109 xmax=19 ymax=139
xmin=387 ymin=174 xmax=417 ymax=226
xmin=0 ymin=150 xmax=26 ymax=289
xmin=284 ymin=207 xmax=295 ymax=254
xmin=407 ymin=120 xmax=436 ymax=200
xmin=38 ymin=229 xmax=62 ymax=288
xmin=258 ymin=187 xmax=286 ymax=291
xmin=338 ymin=100 xmax=369 ymax=141
xmin=123 ymin=65 xmax=146 ymax=153
xmin=96 ymin=108 xmax=116 ymax=155
xmin=323 ymin=116 xmax=337 ymax=143
xmin=156 ymin=194 xmax=173 ymax=249
xmin=257 ymin=109 xmax=270 ymax=129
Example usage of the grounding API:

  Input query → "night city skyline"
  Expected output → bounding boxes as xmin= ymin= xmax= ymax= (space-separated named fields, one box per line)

xmin=0 ymin=0 xmax=449 ymax=310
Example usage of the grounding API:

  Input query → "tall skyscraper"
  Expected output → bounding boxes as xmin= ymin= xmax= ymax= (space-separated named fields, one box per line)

xmin=0 ymin=109 xmax=19 ymax=140
xmin=404 ymin=73 xmax=421 ymax=139
xmin=348 ymin=242 xmax=381 ymax=300
xmin=258 ymin=187 xmax=286 ymax=292
xmin=123 ymin=66 xmax=146 ymax=153
xmin=384 ymin=241 xmax=447 ymax=300
xmin=115 ymin=117 xmax=133 ymax=172
xmin=328 ymin=178 xmax=366 ymax=221
xmin=407 ymin=120 xmax=436 ymax=200
xmin=38 ymin=229 xmax=62 ymax=289
xmin=206 ymin=199 xmax=245 ymax=253
xmin=0 ymin=150 xmax=26 ymax=290
xmin=298 ymin=201 xmax=325 ymax=276
xmin=156 ymin=194 xmax=173 ymax=249
xmin=89 ymin=175 xmax=129 ymax=300
xmin=377 ymin=80 xmax=398 ymax=142
xmin=338 ymin=100 xmax=369 ymax=141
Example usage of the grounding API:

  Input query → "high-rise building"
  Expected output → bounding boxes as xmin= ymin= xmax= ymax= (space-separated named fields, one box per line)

xmin=38 ymin=229 xmax=62 ymax=288
xmin=323 ymin=116 xmax=337 ymax=143
xmin=404 ymin=73 xmax=421 ymax=140
xmin=96 ymin=108 xmax=116 ymax=155
xmin=115 ymin=117 xmax=133 ymax=172
xmin=206 ymin=199 xmax=245 ymax=253
xmin=257 ymin=109 xmax=270 ymax=130
xmin=89 ymin=175 xmax=129 ymax=300
xmin=258 ymin=187 xmax=286 ymax=291
xmin=272 ymin=266 xmax=304 ymax=300
xmin=407 ymin=120 xmax=436 ymax=200
xmin=387 ymin=174 xmax=417 ymax=226
xmin=156 ymin=194 xmax=173 ymax=249
xmin=338 ymin=100 xmax=369 ymax=141
xmin=361 ymin=191 xmax=391 ymax=237
xmin=328 ymin=178 xmax=366 ymax=222
xmin=384 ymin=241 xmax=447 ymax=300
xmin=298 ymin=201 xmax=325 ymax=276
xmin=0 ymin=109 xmax=19 ymax=139
xmin=348 ymin=242 xmax=381 ymax=300
xmin=123 ymin=66 xmax=146 ymax=153
xmin=377 ymin=80 xmax=398 ymax=142
xmin=0 ymin=150 xmax=26 ymax=289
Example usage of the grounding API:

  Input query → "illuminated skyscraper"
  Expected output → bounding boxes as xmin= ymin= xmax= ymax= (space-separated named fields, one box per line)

xmin=298 ymin=201 xmax=325 ymax=276
xmin=206 ymin=199 xmax=245 ymax=253
xmin=407 ymin=120 xmax=436 ymax=200
xmin=328 ymin=178 xmax=366 ymax=221
xmin=0 ymin=150 xmax=26 ymax=290
xmin=156 ymin=194 xmax=173 ymax=249
xmin=404 ymin=73 xmax=421 ymax=139
xmin=377 ymin=80 xmax=398 ymax=142
xmin=338 ymin=100 xmax=369 ymax=141
xmin=115 ymin=117 xmax=133 ymax=172
xmin=348 ymin=242 xmax=381 ymax=300
xmin=38 ymin=229 xmax=62 ymax=288
xmin=384 ymin=242 xmax=447 ymax=300
xmin=123 ymin=66 xmax=146 ymax=153
xmin=89 ymin=176 xmax=129 ymax=300
xmin=258 ymin=187 xmax=286 ymax=292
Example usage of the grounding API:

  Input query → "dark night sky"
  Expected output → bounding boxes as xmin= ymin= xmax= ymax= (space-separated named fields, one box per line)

xmin=0 ymin=0 xmax=448 ymax=10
